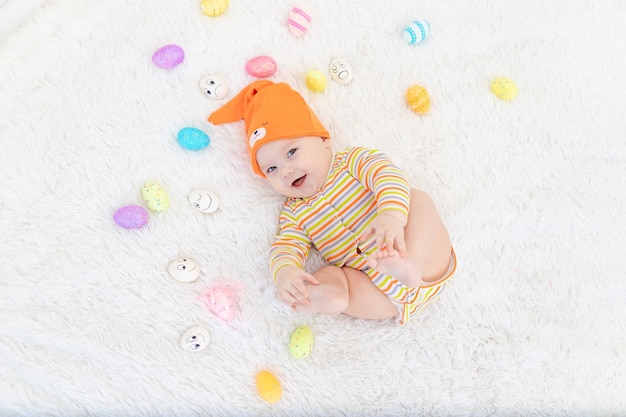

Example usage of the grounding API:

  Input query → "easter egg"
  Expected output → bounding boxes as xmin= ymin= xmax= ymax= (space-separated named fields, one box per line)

xmin=329 ymin=57 xmax=353 ymax=85
xmin=201 ymin=0 xmax=229 ymax=17
xmin=113 ymin=205 xmax=148 ymax=229
xmin=177 ymin=127 xmax=210 ymax=151
xmin=141 ymin=182 xmax=170 ymax=212
xmin=491 ymin=77 xmax=518 ymax=100
xmin=305 ymin=70 xmax=327 ymax=93
xmin=255 ymin=370 xmax=282 ymax=404
xmin=289 ymin=325 xmax=314 ymax=359
xmin=245 ymin=56 xmax=277 ymax=78
xmin=152 ymin=44 xmax=185 ymax=69
xmin=188 ymin=190 xmax=220 ymax=214
xmin=199 ymin=75 xmax=229 ymax=99
xmin=406 ymin=85 xmax=431 ymax=114
xmin=179 ymin=326 xmax=210 ymax=352
xmin=167 ymin=257 xmax=201 ymax=283
xmin=403 ymin=20 xmax=430 ymax=45
xmin=287 ymin=6 xmax=311 ymax=37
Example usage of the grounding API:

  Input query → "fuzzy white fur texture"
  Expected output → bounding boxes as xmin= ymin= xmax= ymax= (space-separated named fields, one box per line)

xmin=1 ymin=1 xmax=625 ymax=416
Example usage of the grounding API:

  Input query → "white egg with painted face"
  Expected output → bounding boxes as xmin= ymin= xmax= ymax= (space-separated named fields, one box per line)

xmin=167 ymin=257 xmax=201 ymax=283
xmin=180 ymin=326 xmax=211 ymax=352
xmin=188 ymin=190 xmax=220 ymax=214
xmin=199 ymin=75 xmax=229 ymax=99
xmin=329 ymin=58 xmax=353 ymax=85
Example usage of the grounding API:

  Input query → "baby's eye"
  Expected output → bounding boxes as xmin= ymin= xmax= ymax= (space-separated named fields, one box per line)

xmin=266 ymin=166 xmax=276 ymax=174
xmin=287 ymin=148 xmax=297 ymax=157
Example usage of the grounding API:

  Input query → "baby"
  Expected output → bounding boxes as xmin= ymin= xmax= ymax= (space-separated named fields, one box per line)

xmin=209 ymin=80 xmax=456 ymax=324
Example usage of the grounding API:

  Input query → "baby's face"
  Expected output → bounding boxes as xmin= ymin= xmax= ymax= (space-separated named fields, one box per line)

xmin=255 ymin=136 xmax=333 ymax=198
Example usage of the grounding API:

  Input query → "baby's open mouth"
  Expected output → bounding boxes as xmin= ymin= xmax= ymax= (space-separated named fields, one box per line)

xmin=292 ymin=175 xmax=306 ymax=187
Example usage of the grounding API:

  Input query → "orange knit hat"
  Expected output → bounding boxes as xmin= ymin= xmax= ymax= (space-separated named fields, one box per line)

xmin=208 ymin=80 xmax=330 ymax=176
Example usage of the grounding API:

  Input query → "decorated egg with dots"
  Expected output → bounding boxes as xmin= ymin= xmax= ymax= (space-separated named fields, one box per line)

xmin=113 ymin=205 xmax=148 ymax=229
xmin=289 ymin=325 xmax=314 ymax=359
xmin=152 ymin=44 xmax=185 ymax=69
xmin=491 ymin=77 xmax=518 ymax=100
xmin=403 ymin=20 xmax=430 ymax=45
xmin=255 ymin=370 xmax=282 ymax=404
xmin=245 ymin=56 xmax=277 ymax=78
xmin=201 ymin=0 xmax=229 ymax=17
xmin=177 ymin=127 xmax=210 ymax=151
xmin=406 ymin=85 xmax=431 ymax=114
xmin=329 ymin=57 xmax=354 ymax=85
xmin=199 ymin=74 xmax=229 ymax=99
xmin=287 ymin=5 xmax=311 ymax=37
xmin=141 ymin=182 xmax=170 ymax=212
xmin=305 ymin=70 xmax=327 ymax=93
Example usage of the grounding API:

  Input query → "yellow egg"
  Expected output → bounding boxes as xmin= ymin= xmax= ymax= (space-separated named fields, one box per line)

xmin=255 ymin=370 xmax=282 ymax=404
xmin=491 ymin=77 xmax=518 ymax=100
xmin=305 ymin=70 xmax=327 ymax=93
xmin=141 ymin=182 xmax=170 ymax=212
xmin=201 ymin=0 xmax=229 ymax=17
xmin=289 ymin=325 xmax=314 ymax=359
xmin=406 ymin=85 xmax=430 ymax=114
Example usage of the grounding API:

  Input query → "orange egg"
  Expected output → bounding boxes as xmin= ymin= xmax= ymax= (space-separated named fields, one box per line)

xmin=255 ymin=370 xmax=282 ymax=404
xmin=406 ymin=85 xmax=430 ymax=114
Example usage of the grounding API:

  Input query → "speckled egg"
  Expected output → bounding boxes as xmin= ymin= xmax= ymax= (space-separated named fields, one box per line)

xmin=406 ymin=84 xmax=431 ymax=114
xmin=403 ymin=20 xmax=430 ymax=45
xmin=491 ymin=77 xmax=519 ymax=100
xmin=245 ymin=56 xmax=277 ymax=78
xmin=177 ymin=127 xmax=210 ymax=151
xmin=141 ymin=182 xmax=170 ymax=212
xmin=305 ymin=70 xmax=327 ymax=92
xmin=152 ymin=44 xmax=185 ymax=69
xmin=113 ymin=205 xmax=148 ymax=229
xmin=289 ymin=325 xmax=314 ymax=359
xmin=287 ymin=5 xmax=311 ymax=37
xmin=201 ymin=0 xmax=229 ymax=17
xmin=255 ymin=370 xmax=282 ymax=404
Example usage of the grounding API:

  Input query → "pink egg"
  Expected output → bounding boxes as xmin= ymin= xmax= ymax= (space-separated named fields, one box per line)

xmin=196 ymin=282 xmax=244 ymax=322
xmin=287 ymin=6 xmax=311 ymax=37
xmin=245 ymin=56 xmax=277 ymax=78
xmin=113 ymin=205 xmax=148 ymax=229
xmin=152 ymin=44 xmax=185 ymax=69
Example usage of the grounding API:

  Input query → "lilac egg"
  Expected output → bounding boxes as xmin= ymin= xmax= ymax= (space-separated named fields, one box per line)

xmin=152 ymin=44 xmax=185 ymax=69
xmin=114 ymin=205 xmax=149 ymax=229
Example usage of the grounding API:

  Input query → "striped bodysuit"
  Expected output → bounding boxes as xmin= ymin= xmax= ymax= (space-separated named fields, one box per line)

xmin=269 ymin=147 xmax=455 ymax=324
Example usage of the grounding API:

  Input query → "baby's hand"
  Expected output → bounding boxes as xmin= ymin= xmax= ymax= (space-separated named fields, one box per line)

xmin=274 ymin=266 xmax=320 ymax=310
xmin=361 ymin=212 xmax=408 ymax=257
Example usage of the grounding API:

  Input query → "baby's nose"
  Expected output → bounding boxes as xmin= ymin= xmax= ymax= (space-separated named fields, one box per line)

xmin=281 ymin=165 xmax=293 ymax=178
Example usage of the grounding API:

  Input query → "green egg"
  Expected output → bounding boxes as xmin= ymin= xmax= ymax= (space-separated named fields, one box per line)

xmin=289 ymin=325 xmax=314 ymax=359
xmin=141 ymin=182 xmax=170 ymax=212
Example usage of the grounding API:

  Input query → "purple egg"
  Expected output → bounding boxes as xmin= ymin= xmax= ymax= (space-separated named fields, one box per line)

xmin=152 ymin=44 xmax=185 ymax=69
xmin=114 ymin=205 xmax=149 ymax=229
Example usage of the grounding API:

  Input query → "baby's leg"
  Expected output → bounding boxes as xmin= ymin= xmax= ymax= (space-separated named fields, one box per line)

xmin=295 ymin=266 xmax=398 ymax=320
xmin=294 ymin=265 xmax=350 ymax=315
xmin=367 ymin=188 xmax=451 ymax=287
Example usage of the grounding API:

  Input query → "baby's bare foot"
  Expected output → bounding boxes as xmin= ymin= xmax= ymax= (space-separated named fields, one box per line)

xmin=366 ymin=250 xmax=422 ymax=287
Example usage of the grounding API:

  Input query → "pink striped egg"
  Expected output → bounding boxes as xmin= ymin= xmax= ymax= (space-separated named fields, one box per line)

xmin=245 ymin=56 xmax=277 ymax=78
xmin=287 ymin=6 xmax=311 ymax=37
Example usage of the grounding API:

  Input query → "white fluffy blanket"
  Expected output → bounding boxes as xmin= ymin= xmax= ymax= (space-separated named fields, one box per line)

xmin=1 ymin=1 xmax=625 ymax=416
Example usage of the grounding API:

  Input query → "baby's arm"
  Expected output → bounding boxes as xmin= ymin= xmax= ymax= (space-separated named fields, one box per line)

xmin=270 ymin=205 xmax=317 ymax=308
xmin=347 ymin=147 xmax=412 ymax=255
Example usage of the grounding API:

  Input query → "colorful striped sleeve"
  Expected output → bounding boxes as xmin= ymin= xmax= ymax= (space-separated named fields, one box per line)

xmin=345 ymin=147 xmax=411 ymax=217
xmin=269 ymin=204 xmax=312 ymax=281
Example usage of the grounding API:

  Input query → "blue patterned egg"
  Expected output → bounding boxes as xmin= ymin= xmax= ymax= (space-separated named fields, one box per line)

xmin=177 ymin=127 xmax=210 ymax=151
xmin=403 ymin=20 xmax=430 ymax=45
